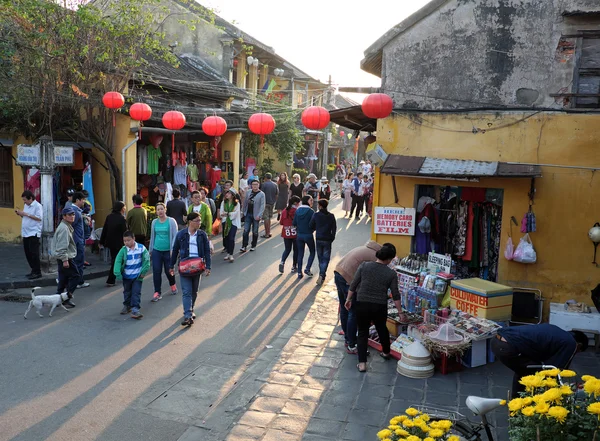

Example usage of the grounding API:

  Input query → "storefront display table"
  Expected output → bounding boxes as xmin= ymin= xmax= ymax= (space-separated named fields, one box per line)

xmin=549 ymin=302 xmax=600 ymax=351
xmin=368 ymin=335 xmax=402 ymax=360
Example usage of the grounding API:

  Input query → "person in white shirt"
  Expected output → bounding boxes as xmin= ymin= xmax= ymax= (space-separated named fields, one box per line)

xmin=16 ymin=190 xmax=43 ymax=279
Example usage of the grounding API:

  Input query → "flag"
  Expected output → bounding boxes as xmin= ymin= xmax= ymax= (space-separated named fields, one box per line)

xmin=265 ymin=79 xmax=277 ymax=95
xmin=260 ymin=79 xmax=269 ymax=93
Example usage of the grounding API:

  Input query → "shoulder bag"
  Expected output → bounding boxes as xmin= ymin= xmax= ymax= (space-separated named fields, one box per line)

xmin=179 ymin=257 xmax=206 ymax=276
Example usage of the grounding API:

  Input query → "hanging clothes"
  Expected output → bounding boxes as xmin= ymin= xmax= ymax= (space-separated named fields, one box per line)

xmin=187 ymin=163 xmax=199 ymax=182
xmin=25 ymin=168 xmax=41 ymax=202
xmin=454 ymin=201 xmax=467 ymax=256
xmin=147 ymin=146 xmax=162 ymax=175
xmin=82 ymin=163 xmax=95 ymax=216
xmin=469 ymin=204 xmax=481 ymax=269
xmin=174 ymin=164 xmax=187 ymax=186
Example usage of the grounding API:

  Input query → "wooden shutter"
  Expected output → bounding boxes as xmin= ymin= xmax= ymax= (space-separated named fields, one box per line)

xmin=0 ymin=148 xmax=13 ymax=208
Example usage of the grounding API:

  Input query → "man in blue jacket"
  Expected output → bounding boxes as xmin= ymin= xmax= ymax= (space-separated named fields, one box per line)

xmin=491 ymin=324 xmax=588 ymax=398
xmin=349 ymin=172 xmax=363 ymax=219
xmin=310 ymin=199 xmax=337 ymax=285
xmin=293 ymin=196 xmax=316 ymax=279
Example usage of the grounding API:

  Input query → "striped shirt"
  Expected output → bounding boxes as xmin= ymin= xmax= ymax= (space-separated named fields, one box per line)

xmin=189 ymin=231 xmax=199 ymax=257
xmin=124 ymin=243 xmax=145 ymax=279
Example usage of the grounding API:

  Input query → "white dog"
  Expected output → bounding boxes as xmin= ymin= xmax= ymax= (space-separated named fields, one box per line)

xmin=24 ymin=287 xmax=70 ymax=319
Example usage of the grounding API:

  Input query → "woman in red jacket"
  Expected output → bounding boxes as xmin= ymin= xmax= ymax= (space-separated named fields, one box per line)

xmin=279 ymin=196 xmax=301 ymax=274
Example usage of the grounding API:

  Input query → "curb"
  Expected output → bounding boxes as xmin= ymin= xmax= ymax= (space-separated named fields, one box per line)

xmin=0 ymin=268 xmax=109 ymax=292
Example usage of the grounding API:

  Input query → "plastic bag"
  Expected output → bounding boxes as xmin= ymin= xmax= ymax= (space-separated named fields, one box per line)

xmin=513 ymin=233 xmax=537 ymax=264
xmin=212 ymin=219 xmax=222 ymax=236
xmin=504 ymin=236 xmax=514 ymax=260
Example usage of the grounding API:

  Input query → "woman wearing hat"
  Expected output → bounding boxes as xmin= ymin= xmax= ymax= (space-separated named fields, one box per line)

xmin=319 ymin=177 xmax=331 ymax=201
xmin=219 ymin=188 xmax=241 ymax=261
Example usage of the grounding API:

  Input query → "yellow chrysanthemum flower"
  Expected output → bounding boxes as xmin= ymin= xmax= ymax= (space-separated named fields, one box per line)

xmin=421 ymin=413 xmax=430 ymax=422
xmin=535 ymin=402 xmax=550 ymax=414
xmin=395 ymin=429 xmax=409 ymax=437
xmin=448 ymin=437 xmax=460 ymax=441
xmin=388 ymin=425 xmax=400 ymax=430
xmin=508 ymin=398 xmax=525 ymax=413
xmin=519 ymin=375 xmax=545 ymax=391
xmin=424 ymin=438 xmax=435 ymax=441
xmin=500 ymin=400 xmax=506 ymax=405
xmin=523 ymin=397 xmax=534 ymax=405
xmin=581 ymin=375 xmax=597 ymax=382
xmin=416 ymin=423 xmax=429 ymax=433
xmin=429 ymin=421 xmax=439 ymax=429
xmin=584 ymin=379 xmax=600 ymax=398
xmin=402 ymin=419 xmax=415 ymax=428
xmin=389 ymin=417 xmax=401 ymax=425
xmin=405 ymin=407 xmax=420 ymax=417
xmin=413 ymin=417 xmax=424 ymax=425
xmin=559 ymin=369 xmax=577 ymax=378
xmin=538 ymin=368 xmax=560 ymax=377
xmin=428 ymin=428 xmax=444 ymax=438
xmin=559 ymin=385 xmax=573 ymax=396
xmin=541 ymin=388 xmax=563 ymax=404
xmin=548 ymin=406 xmax=569 ymax=423
xmin=377 ymin=429 xmax=392 ymax=439
xmin=406 ymin=436 xmax=421 ymax=441
xmin=521 ymin=406 xmax=536 ymax=417
xmin=542 ymin=378 xmax=558 ymax=388
xmin=588 ymin=402 xmax=600 ymax=418
xmin=435 ymin=420 xmax=452 ymax=431
xmin=532 ymin=395 xmax=547 ymax=404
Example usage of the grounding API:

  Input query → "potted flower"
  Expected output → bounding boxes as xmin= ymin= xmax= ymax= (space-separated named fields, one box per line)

xmin=507 ymin=370 xmax=600 ymax=441
xmin=377 ymin=407 xmax=461 ymax=441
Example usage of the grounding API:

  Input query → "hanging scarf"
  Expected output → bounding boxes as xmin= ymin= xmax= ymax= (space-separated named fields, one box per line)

xmin=223 ymin=200 xmax=235 ymax=236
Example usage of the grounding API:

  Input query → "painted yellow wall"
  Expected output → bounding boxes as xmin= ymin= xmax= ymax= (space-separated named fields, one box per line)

xmin=91 ymin=148 xmax=113 ymax=228
xmin=373 ymin=112 xmax=600 ymax=310
xmin=220 ymin=132 xmax=241 ymax=187
xmin=0 ymin=139 xmax=28 ymax=242
xmin=112 ymin=114 xmax=138 ymax=213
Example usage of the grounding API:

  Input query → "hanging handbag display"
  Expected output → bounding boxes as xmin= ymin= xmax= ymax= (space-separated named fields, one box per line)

xmin=178 ymin=257 xmax=206 ymax=276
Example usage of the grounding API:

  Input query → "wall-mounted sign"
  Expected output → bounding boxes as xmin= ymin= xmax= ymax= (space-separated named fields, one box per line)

xmin=54 ymin=146 xmax=74 ymax=165
xmin=427 ymin=252 xmax=452 ymax=274
xmin=374 ymin=207 xmax=416 ymax=236
xmin=16 ymin=144 xmax=40 ymax=166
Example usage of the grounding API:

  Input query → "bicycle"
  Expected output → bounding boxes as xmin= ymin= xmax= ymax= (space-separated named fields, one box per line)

xmin=417 ymin=364 xmax=561 ymax=441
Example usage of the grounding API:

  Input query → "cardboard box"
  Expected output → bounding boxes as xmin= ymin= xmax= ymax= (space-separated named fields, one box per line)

xmin=450 ymin=278 xmax=513 ymax=321
xmin=366 ymin=143 xmax=388 ymax=167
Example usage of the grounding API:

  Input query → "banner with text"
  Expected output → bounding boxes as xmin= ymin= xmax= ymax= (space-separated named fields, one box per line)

xmin=374 ymin=207 xmax=416 ymax=236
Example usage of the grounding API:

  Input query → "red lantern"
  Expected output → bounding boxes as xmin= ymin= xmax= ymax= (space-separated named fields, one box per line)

xmin=202 ymin=116 xmax=227 ymax=137
xmin=162 ymin=110 xmax=186 ymax=152
xmin=361 ymin=93 xmax=393 ymax=119
xmin=301 ymin=106 xmax=330 ymax=130
xmin=339 ymin=130 xmax=345 ymax=137
xmin=248 ymin=113 xmax=276 ymax=148
xmin=102 ymin=92 xmax=125 ymax=127
xmin=129 ymin=103 xmax=152 ymax=139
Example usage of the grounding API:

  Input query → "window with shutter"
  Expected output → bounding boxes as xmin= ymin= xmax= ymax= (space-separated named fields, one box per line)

xmin=0 ymin=149 xmax=13 ymax=208
xmin=575 ymin=37 xmax=600 ymax=108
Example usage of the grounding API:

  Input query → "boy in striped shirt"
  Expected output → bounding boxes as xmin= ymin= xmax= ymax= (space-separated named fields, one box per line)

xmin=114 ymin=231 xmax=150 ymax=319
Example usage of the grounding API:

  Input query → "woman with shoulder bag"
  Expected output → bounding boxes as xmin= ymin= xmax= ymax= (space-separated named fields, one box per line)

xmin=279 ymin=196 xmax=301 ymax=274
xmin=170 ymin=212 xmax=212 ymax=327
xmin=220 ymin=189 xmax=241 ymax=262
xmin=149 ymin=202 xmax=179 ymax=302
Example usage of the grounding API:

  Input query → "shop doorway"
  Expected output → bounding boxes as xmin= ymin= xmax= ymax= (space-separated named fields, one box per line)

xmin=413 ymin=185 xmax=504 ymax=282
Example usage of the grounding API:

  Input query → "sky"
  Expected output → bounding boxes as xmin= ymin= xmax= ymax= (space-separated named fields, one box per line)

xmin=203 ymin=0 xmax=432 ymax=96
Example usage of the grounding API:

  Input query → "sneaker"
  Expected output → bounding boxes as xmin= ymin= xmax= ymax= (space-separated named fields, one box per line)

xmin=297 ymin=273 xmax=304 ymax=280
xmin=250 ymin=247 xmax=256 ymax=251
xmin=131 ymin=311 xmax=143 ymax=320
xmin=181 ymin=318 xmax=193 ymax=327
xmin=291 ymin=266 xmax=297 ymax=273
xmin=316 ymin=276 xmax=324 ymax=286
xmin=304 ymin=270 xmax=314 ymax=278
xmin=192 ymin=312 xmax=196 ymax=320
xmin=240 ymin=246 xmax=247 ymax=253
xmin=28 ymin=273 xmax=42 ymax=280
xmin=77 ymin=282 xmax=90 ymax=289
xmin=224 ymin=254 xmax=231 ymax=261
xmin=346 ymin=345 xmax=358 ymax=354
xmin=279 ymin=263 xmax=284 ymax=274
xmin=120 ymin=306 xmax=131 ymax=315
xmin=170 ymin=285 xmax=177 ymax=295
xmin=151 ymin=292 xmax=162 ymax=302
xmin=228 ymin=255 xmax=235 ymax=262
xmin=106 ymin=283 xmax=116 ymax=287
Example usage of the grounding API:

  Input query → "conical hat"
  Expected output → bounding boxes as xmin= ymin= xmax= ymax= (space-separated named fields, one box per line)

xmin=428 ymin=323 xmax=464 ymax=344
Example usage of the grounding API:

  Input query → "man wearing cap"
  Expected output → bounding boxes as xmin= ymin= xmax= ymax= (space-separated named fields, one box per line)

xmin=260 ymin=173 xmax=278 ymax=238
xmin=54 ymin=207 xmax=78 ymax=307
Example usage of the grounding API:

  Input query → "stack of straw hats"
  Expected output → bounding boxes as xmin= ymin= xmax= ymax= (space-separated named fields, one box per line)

xmin=396 ymin=341 xmax=434 ymax=379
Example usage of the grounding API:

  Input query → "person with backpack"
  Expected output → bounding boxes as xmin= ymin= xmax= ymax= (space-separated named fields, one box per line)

xmin=279 ymin=196 xmax=301 ymax=274
xmin=309 ymin=199 xmax=337 ymax=286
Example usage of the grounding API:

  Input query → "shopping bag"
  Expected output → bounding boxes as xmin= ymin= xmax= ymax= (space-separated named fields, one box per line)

xmin=513 ymin=233 xmax=537 ymax=264
xmin=504 ymin=236 xmax=514 ymax=261
xmin=212 ymin=219 xmax=222 ymax=236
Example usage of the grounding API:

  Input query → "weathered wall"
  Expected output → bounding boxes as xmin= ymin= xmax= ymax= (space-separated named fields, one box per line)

xmin=0 ymin=139 xmax=27 ymax=242
xmin=373 ymin=111 xmax=600 ymax=311
xmin=381 ymin=0 xmax=600 ymax=109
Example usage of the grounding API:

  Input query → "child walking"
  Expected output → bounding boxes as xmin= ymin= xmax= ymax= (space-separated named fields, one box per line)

xmin=114 ymin=230 xmax=150 ymax=319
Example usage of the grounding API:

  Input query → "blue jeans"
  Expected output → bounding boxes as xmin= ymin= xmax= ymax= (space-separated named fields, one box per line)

xmin=281 ymin=238 xmax=298 ymax=267
xmin=152 ymin=250 xmax=176 ymax=293
xmin=242 ymin=216 xmax=259 ymax=248
xmin=180 ymin=274 xmax=201 ymax=319
xmin=224 ymin=225 xmax=238 ymax=255
xmin=316 ymin=240 xmax=332 ymax=279
xmin=296 ymin=233 xmax=315 ymax=274
xmin=75 ymin=241 xmax=85 ymax=284
xmin=335 ymin=271 xmax=357 ymax=347
xmin=123 ymin=278 xmax=142 ymax=313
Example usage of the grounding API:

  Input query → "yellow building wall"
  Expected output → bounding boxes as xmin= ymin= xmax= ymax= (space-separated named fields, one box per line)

xmin=373 ymin=112 xmax=600 ymax=310
xmin=91 ymin=148 xmax=113 ymax=228
xmin=0 ymin=138 xmax=28 ymax=242
xmin=220 ymin=132 xmax=241 ymax=188
xmin=112 ymin=114 xmax=138 ymax=213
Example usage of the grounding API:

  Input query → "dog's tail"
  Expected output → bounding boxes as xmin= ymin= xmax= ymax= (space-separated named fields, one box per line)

xmin=30 ymin=286 xmax=42 ymax=300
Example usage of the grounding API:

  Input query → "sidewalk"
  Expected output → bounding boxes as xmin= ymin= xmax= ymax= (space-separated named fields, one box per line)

xmin=217 ymin=279 xmax=600 ymax=441
xmin=0 ymin=243 xmax=110 ymax=291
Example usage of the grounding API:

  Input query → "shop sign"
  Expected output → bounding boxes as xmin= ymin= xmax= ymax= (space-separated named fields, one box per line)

xmin=374 ymin=207 xmax=416 ymax=235
xmin=16 ymin=144 xmax=40 ymax=166
xmin=427 ymin=252 xmax=452 ymax=273
xmin=54 ymin=146 xmax=74 ymax=165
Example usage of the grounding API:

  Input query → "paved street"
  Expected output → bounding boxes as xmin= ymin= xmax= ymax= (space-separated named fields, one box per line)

xmin=0 ymin=197 xmax=372 ymax=441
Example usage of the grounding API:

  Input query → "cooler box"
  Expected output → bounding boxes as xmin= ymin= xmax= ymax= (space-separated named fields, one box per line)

xmin=450 ymin=278 xmax=513 ymax=321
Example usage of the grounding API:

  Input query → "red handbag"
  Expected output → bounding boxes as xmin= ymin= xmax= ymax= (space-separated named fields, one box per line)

xmin=178 ymin=257 xmax=206 ymax=276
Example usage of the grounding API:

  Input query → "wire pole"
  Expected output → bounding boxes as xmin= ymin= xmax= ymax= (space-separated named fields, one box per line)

xmin=321 ymin=75 xmax=333 ymax=180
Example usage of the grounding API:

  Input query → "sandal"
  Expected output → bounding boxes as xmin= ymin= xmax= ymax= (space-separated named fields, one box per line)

xmin=357 ymin=363 xmax=367 ymax=372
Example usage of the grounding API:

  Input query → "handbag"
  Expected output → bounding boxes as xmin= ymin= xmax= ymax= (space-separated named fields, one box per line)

xmin=178 ymin=257 xmax=206 ymax=276
xmin=212 ymin=218 xmax=222 ymax=236
xmin=341 ymin=191 xmax=345 ymax=199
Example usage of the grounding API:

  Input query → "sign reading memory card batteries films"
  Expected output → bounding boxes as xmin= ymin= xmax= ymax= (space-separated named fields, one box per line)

xmin=374 ymin=207 xmax=416 ymax=235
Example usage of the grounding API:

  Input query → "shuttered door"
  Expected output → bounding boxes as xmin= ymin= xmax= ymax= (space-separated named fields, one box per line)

xmin=576 ymin=38 xmax=600 ymax=108
xmin=0 ymin=148 xmax=14 ymax=208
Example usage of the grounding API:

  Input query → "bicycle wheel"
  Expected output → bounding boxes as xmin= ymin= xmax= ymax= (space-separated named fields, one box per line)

xmin=428 ymin=417 xmax=482 ymax=441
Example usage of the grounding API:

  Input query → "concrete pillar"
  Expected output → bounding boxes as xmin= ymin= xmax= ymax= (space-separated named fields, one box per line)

xmin=248 ymin=64 xmax=258 ymax=98
xmin=236 ymin=56 xmax=246 ymax=90
xmin=38 ymin=136 xmax=55 ymax=271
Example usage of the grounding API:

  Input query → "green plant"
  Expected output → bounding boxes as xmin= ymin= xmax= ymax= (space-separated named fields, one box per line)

xmin=259 ymin=157 xmax=276 ymax=177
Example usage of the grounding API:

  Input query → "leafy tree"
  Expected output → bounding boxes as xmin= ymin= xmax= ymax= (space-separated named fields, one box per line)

xmin=0 ymin=0 xmax=213 ymax=200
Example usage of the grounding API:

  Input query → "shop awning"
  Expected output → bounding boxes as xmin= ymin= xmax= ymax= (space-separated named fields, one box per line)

xmin=380 ymin=155 xmax=542 ymax=179
xmin=328 ymin=105 xmax=377 ymax=132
